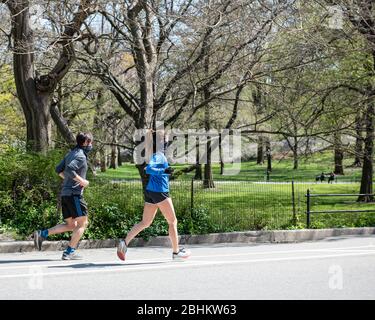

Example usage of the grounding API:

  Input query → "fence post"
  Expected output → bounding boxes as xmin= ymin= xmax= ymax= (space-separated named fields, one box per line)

xmin=189 ymin=178 xmax=195 ymax=234
xmin=292 ymin=179 xmax=296 ymax=224
xmin=191 ymin=178 xmax=194 ymax=213
xmin=306 ymin=189 xmax=311 ymax=228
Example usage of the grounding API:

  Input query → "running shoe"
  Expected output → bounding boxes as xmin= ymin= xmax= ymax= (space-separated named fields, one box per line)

xmin=61 ymin=250 xmax=82 ymax=260
xmin=117 ymin=239 xmax=128 ymax=261
xmin=33 ymin=230 xmax=45 ymax=251
xmin=172 ymin=248 xmax=191 ymax=261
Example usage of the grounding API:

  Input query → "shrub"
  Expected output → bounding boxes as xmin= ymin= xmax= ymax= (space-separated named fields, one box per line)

xmin=189 ymin=206 xmax=222 ymax=234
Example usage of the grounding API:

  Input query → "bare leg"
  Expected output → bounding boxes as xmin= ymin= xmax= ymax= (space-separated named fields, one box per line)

xmin=157 ymin=198 xmax=179 ymax=253
xmin=125 ymin=203 xmax=158 ymax=245
xmin=47 ymin=218 xmax=76 ymax=236
xmin=69 ymin=216 xmax=88 ymax=248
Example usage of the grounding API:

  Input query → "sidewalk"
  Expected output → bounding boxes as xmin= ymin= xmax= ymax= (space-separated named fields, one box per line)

xmin=1 ymin=227 xmax=375 ymax=253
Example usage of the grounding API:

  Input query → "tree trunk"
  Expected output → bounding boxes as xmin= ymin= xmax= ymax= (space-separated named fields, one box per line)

xmin=204 ymin=163 xmax=215 ymax=188
xmin=203 ymin=107 xmax=215 ymax=188
xmin=52 ymin=85 xmax=64 ymax=148
xmin=358 ymin=102 xmax=374 ymax=202
xmin=9 ymin=1 xmax=51 ymax=153
xmin=293 ymin=137 xmax=298 ymax=170
xmin=304 ymin=137 xmax=312 ymax=157
xmin=194 ymin=164 xmax=203 ymax=180
xmin=220 ymin=161 xmax=224 ymax=175
xmin=110 ymin=128 xmax=118 ymax=169
xmin=24 ymin=97 xmax=52 ymax=153
xmin=202 ymin=35 xmax=214 ymax=189
xmin=265 ymin=138 xmax=272 ymax=172
xmin=203 ymin=126 xmax=215 ymax=188
xmin=128 ymin=2 xmax=156 ymax=130
xmin=218 ymin=133 xmax=223 ymax=175
xmin=110 ymin=145 xmax=118 ymax=169
xmin=118 ymin=147 xmax=123 ymax=167
xmin=344 ymin=0 xmax=375 ymax=201
xmin=194 ymin=134 xmax=203 ymax=180
xmin=257 ymin=136 xmax=264 ymax=164
xmin=293 ymin=148 xmax=298 ymax=170
xmin=334 ymin=133 xmax=344 ymax=175
xmin=106 ymin=154 xmax=111 ymax=168
xmin=100 ymin=148 xmax=107 ymax=172
xmin=50 ymin=100 xmax=76 ymax=147
xmin=7 ymin=0 xmax=91 ymax=153
xmin=353 ymin=112 xmax=363 ymax=167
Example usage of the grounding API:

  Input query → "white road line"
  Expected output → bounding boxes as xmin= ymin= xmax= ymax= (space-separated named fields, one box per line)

xmin=0 ymin=251 xmax=375 ymax=280
xmin=0 ymin=258 xmax=171 ymax=270
xmin=191 ymin=245 xmax=375 ymax=259
xmin=0 ymin=244 xmax=374 ymax=271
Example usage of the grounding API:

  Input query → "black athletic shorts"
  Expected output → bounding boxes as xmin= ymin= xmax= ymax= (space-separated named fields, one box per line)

xmin=61 ymin=195 xmax=88 ymax=219
xmin=144 ymin=190 xmax=170 ymax=204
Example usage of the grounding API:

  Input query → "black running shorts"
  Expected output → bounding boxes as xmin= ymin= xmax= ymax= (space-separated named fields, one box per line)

xmin=61 ymin=195 xmax=88 ymax=219
xmin=144 ymin=190 xmax=170 ymax=204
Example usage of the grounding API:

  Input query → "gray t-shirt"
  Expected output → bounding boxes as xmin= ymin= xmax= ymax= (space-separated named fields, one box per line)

xmin=55 ymin=147 xmax=88 ymax=196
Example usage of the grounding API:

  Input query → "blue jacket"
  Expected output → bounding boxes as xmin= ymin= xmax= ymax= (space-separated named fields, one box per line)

xmin=56 ymin=147 xmax=88 ymax=196
xmin=146 ymin=152 xmax=170 ymax=193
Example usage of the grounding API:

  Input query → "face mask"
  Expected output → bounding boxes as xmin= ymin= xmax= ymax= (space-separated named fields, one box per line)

xmin=82 ymin=145 xmax=93 ymax=154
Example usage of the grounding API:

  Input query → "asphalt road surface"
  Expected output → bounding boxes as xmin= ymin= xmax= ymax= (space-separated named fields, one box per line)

xmin=0 ymin=235 xmax=375 ymax=300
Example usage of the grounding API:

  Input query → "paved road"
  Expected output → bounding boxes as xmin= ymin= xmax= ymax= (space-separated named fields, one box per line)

xmin=0 ymin=235 xmax=375 ymax=300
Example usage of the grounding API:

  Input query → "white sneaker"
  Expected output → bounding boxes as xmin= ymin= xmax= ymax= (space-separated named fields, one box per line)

xmin=117 ymin=239 xmax=128 ymax=261
xmin=172 ymin=248 xmax=191 ymax=261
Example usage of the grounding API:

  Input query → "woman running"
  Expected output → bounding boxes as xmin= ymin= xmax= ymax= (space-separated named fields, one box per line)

xmin=117 ymin=130 xmax=191 ymax=261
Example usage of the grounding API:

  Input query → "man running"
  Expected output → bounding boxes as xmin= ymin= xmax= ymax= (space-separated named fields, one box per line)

xmin=117 ymin=130 xmax=191 ymax=261
xmin=33 ymin=132 xmax=93 ymax=260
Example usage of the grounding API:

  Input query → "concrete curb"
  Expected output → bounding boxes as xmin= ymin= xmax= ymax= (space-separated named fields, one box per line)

xmin=1 ymin=227 xmax=375 ymax=253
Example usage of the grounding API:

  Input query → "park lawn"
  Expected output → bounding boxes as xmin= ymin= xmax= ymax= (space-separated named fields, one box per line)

xmin=95 ymin=152 xmax=363 ymax=182
xmin=87 ymin=178 xmax=375 ymax=232
xmin=192 ymin=181 xmax=375 ymax=230
xmin=91 ymin=151 xmax=372 ymax=232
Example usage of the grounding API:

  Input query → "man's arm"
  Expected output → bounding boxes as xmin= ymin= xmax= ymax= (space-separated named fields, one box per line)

xmin=56 ymin=157 xmax=66 ymax=175
xmin=73 ymin=174 xmax=89 ymax=187
xmin=65 ymin=156 xmax=89 ymax=187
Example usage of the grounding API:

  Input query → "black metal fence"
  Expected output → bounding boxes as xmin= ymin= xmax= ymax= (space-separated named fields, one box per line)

xmin=305 ymin=190 xmax=375 ymax=228
xmin=86 ymin=178 xmax=375 ymax=232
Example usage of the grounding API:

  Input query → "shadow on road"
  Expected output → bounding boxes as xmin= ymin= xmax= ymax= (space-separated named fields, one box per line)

xmin=48 ymin=261 xmax=168 ymax=269
xmin=319 ymin=235 xmax=375 ymax=242
xmin=0 ymin=259 xmax=55 ymax=264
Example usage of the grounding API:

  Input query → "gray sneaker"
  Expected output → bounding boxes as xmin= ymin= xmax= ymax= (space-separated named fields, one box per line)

xmin=117 ymin=239 xmax=128 ymax=261
xmin=33 ymin=230 xmax=45 ymax=251
xmin=173 ymin=248 xmax=191 ymax=261
xmin=62 ymin=250 xmax=82 ymax=260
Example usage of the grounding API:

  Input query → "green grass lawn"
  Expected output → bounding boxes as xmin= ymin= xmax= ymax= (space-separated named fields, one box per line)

xmin=89 ymin=152 xmax=374 ymax=231
xmin=87 ymin=179 xmax=375 ymax=232
xmin=3 ymin=151 xmax=371 ymax=241
xmin=191 ymin=181 xmax=375 ymax=230
xmin=95 ymin=151 xmax=363 ymax=182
